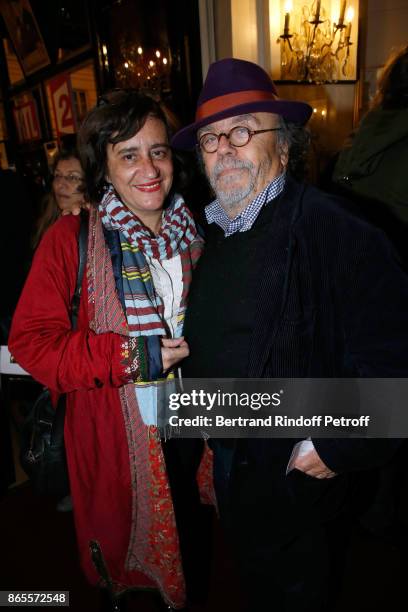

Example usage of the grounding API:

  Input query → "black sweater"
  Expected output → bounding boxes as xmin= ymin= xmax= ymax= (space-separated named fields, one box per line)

xmin=183 ymin=193 xmax=282 ymax=378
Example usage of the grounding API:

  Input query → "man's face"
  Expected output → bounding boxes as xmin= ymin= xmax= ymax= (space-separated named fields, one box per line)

xmin=198 ymin=112 xmax=287 ymax=217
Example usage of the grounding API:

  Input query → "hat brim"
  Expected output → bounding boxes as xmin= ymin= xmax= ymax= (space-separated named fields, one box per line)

xmin=171 ymin=99 xmax=312 ymax=150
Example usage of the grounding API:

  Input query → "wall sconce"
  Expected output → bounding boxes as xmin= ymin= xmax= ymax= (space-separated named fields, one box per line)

xmin=277 ymin=0 xmax=358 ymax=83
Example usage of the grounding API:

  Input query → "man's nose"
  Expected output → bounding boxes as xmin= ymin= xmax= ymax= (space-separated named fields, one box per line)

xmin=217 ymin=133 xmax=235 ymax=155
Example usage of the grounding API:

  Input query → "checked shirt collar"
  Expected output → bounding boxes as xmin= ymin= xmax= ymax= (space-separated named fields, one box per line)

xmin=205 ymin=172 xmax=286 ymax=237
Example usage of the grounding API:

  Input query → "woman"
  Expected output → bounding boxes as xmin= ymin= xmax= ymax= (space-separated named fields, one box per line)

xmin=30 ymin=148 xmax=86 ymax=514
xmin=32 ymin=148 xmax=86 ymax=249
xmin=9 ymin=91 xmax=210 ymax=610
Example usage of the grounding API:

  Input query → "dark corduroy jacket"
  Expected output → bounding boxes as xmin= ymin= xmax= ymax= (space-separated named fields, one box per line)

xmin=183 ymin=175 xmax=408 ymax=475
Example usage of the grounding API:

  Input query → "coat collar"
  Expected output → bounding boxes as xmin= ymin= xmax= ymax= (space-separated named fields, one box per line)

xmin=246 ymin=176 xmax=307 ymax=377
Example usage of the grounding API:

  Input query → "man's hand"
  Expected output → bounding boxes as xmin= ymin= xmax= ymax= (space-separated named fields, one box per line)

xmin=292 ymin=447 xmax=337 ymax=479
xmin=161 ymin=337 xmax=190 ymax=371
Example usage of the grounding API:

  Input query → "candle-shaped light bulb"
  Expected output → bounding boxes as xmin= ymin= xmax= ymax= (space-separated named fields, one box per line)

xmin=338 ymin=0 xmax=346 ymax=25
xmin=284 ymin=0 xmax=293 ymax=35
xmin=345 ymin=6 xmax=354 ymax=38
xmin=315 ymin=0 xmax=321 ymax=22
xmin=345 ymin=6 xmax=354 ymax=23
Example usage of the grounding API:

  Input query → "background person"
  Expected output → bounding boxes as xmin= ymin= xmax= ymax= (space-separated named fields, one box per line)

xmin=332 ymin=43 xmax=408 ymax=263
xmin=331 ymin=43 xmax=408 ymax=543
xmin=31 ymin=146 xmax=85 ymax=514
xmin=32 ymin=147 xmax=86 ymax=249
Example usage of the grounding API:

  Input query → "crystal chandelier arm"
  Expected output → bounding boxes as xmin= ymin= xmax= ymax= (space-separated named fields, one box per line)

xmin=304 ymin=22 xmax=318 ymax=80
xmin=342 ymin=43 xmax=351 ymax=77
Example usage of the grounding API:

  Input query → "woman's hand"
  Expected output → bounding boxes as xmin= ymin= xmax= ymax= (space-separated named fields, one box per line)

xmin=161 ymin=337 xmax=190 ymax=371
xmin=61 ymin=201 xmax=91 ymax=216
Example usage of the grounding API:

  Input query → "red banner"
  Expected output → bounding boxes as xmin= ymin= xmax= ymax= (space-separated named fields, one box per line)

xmin=48 ymin=73 xmax=76 ymax=137
xmin=13 ymin=98 xmax=41 ymax=142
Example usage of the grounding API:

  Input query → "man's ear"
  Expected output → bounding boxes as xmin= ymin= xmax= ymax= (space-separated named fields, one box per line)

xmin=279 ymin=142 xmax=289 ymax=169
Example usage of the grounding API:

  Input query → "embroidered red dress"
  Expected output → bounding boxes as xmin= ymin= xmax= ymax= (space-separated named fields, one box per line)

xmin=9 ymin=211 xmax=211 ymax=608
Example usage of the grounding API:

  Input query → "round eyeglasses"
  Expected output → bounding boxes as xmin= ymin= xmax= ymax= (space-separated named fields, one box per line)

xmin=198 ymin=126 xmax=282 ymax=153
xmin=52 ymin=173 xmax=83 ymax=184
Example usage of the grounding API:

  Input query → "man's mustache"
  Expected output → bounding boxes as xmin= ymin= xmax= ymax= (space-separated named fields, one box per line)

xmin=212 ymin=158 xmax=254 ymax=180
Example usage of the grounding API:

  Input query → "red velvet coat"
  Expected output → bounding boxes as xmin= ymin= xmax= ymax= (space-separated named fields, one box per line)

xmin=9 ymin=213 xmax=210 ymax=608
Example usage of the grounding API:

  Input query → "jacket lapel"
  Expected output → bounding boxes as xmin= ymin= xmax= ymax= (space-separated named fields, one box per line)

xmin=246 ymin=177 xmax=305 ymax=377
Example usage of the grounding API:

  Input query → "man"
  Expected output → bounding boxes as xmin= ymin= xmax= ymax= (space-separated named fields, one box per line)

xmin=171 ymin=58 xmax=408 ymax=611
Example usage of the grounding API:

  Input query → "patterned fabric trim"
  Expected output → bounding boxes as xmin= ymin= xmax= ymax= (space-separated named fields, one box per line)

xmin=123 ymin=337 xmax=148 ymax=382
xmin=87 ymin=208 xmax=128 ymax=337
xmin=87 ymin=207 xmax=186 ymax=607
xmin=196 ymin=444 xmax=217 ymax=509
xmin=179 ymin=238 xmax=204 ymax=311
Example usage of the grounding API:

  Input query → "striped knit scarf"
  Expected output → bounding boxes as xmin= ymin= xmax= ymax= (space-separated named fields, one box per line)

xmin=99 ymin=186 xmax=199 ymax=424
xmin=99 ymin=185 xmax=198 ymax=337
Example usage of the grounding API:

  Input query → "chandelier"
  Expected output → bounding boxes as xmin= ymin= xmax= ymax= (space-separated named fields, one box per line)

xmin=114 ymin=38 xmax=171 ymax=93
xmin=277 ymin=0 xmax=356 ymax=83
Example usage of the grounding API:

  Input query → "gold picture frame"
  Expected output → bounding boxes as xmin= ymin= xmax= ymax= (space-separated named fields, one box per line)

xmin=0 ymin=0 xmax=50 ymax=76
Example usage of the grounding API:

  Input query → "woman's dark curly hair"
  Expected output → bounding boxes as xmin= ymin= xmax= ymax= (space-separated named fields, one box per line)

xmin=78 ymin=90 xmax=186 ymax=204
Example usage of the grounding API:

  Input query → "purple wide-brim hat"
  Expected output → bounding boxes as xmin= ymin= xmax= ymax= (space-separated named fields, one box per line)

xmin=171 ymin=58 xmax=312 ymax=150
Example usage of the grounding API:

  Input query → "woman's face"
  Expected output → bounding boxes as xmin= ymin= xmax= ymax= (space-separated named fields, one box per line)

xmin=53 ymin=158 xmax=84 ymax=212
xmin=105 ymin=116 xmax=173 ymax=222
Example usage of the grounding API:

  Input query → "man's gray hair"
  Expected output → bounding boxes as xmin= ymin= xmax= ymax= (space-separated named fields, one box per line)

xmin=275 ymin=116 xmax=311 ymax=180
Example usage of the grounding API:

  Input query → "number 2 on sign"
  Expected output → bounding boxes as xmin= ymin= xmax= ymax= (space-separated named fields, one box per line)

xmin=59 ymin=93 xmax=72 ymax=128
xmin=53 ymin=81 xmax=74 ymax=132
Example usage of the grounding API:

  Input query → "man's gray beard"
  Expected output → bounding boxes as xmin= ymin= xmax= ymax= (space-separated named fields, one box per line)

xmin=209 ymin=158 xmax=256 ymax=211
